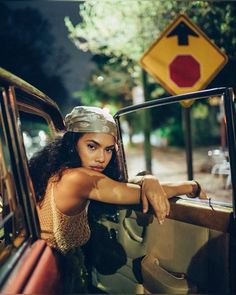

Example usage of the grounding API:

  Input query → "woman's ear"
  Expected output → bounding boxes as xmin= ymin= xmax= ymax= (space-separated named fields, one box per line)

xmin=115 ymin=143 xmax=119 ymax=152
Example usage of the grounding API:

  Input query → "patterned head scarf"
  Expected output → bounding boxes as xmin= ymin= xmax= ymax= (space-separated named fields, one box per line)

xmin=65 ymin=106 xmax=117 ymax=138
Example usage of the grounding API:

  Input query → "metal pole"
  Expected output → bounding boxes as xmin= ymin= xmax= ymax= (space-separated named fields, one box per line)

xmin=183 ymin=107 xmax=193 ymax=180
xmin=141 ymin=69 xmax=152 ymax=173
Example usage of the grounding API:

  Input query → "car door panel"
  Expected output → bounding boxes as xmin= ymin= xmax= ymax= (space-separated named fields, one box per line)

xmin=169 ymin=199 xmax=231 ymax=232
xmin=143 ymin=212 xmax=231 ymax=293
xmin=92 ymin=194 xmax=232 ymax=293
xmin=93 ymin=199 xmax=232 ymax=293
xmin=2 ymin=239 xmax=61 ymax=294
xmin=121 ymin=197 xmax=232 ymax=293
xmin=22 ymin=243 xmax=61 ymax=293
xmin=141 ymin=255 xmax=197 ymax=294
xmin=91 ymin=196 xmax=233 ymax=293
xmin=137 ymin=200 xmax=231 ymax=293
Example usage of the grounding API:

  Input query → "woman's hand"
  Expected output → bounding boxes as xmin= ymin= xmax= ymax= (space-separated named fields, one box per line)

xmin=199 ymin=188 xmax=208 ymax=199
xmin=186 ymin=180 xmax=208 ymax=200
xmin=141 ymin=175 xmax=170 ymax=225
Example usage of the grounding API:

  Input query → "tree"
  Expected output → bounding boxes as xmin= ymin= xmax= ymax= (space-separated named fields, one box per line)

xmin=0 ymin=3 xmax=69 ymax=111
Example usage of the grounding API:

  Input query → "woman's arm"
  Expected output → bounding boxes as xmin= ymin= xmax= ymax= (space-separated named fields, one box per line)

xmin=55 ymin=167 xmax=169 ymax=223
xmin=55 ymin=168 xmax=206 ymax=225
xmin=129 ymin=175 xmax=206 ymax=198
xmin=61 ymin=167 xmax=141 ymax=204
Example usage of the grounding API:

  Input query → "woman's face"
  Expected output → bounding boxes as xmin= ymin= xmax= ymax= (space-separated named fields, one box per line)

xmin=76 ymin=132 xmax=115 ymax=172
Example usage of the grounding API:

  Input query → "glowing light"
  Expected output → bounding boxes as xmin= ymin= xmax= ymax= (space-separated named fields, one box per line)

xmin=97 ymin=75 xmax=104 ymax=82
xmin=102 ymin=106 xmax=110 ymax=114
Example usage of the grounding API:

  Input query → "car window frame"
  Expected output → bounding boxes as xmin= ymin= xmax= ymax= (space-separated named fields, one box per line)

xmin=114 ymin=87 xmax=236 ymax=215
xmin=1 ymin=86 xmax=40 ymax=239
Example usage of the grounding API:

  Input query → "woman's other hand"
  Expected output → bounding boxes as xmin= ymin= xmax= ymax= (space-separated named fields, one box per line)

xmin=141 ymin=176 xmax=170 ymax=225
xmin=187 ymin=180 xmax=208 ymax=200
xmin=199 ymin=188 xmax=208 ymax=199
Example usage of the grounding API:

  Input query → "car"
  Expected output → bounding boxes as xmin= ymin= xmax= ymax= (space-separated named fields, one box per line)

xmin=0 ymin=67 xmax=235 ymax=294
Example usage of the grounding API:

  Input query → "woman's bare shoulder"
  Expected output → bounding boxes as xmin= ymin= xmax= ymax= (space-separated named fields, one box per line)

xmin=59 ymin=168 xmax=105 ymax=190
xmin=49 ymin=169 xmax=90 ymax=211
xmin=62 ymin=167 xmax=102 ymax=179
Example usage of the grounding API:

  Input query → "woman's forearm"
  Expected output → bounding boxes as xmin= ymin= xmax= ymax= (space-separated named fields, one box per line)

xmin=161 ymin=181 xmax=195 ymax=198
xmin=129 ymin=175 xmax=197 ymax=199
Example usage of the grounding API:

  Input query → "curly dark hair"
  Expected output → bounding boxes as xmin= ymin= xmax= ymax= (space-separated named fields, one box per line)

xmin=29 ymin=132 xmax=122 ymax=202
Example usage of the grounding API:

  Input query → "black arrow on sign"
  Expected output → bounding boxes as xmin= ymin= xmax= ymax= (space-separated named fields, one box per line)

xmin=167 ymin=21 xmax=199 ymax=45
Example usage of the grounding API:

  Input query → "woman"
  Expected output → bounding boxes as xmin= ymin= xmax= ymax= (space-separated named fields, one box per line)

xmin=29 ymin=106 xmax=206 ymax=292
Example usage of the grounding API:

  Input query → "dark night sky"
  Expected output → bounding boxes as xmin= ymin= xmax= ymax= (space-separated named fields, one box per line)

xmin=5 ymin=0 xmax=94 ymax=97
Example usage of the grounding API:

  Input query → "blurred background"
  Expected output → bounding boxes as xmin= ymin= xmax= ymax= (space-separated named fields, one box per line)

xmin=1 ymin=1 xmax=235 ymax=114
xmin=1 ymin=0 xmax=236 ymax=204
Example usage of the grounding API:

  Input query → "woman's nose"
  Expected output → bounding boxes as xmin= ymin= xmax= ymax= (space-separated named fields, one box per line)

xmin=96 ymin=150 xmax=105 ymax=163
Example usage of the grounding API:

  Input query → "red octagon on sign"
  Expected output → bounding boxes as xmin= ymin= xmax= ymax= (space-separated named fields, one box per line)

xmin=169 ymin=55 xmax=200 ymax=87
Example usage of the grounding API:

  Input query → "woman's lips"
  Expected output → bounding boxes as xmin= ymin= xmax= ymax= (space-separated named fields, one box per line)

xmin=90 ymin=166 xmax=104 ymax=172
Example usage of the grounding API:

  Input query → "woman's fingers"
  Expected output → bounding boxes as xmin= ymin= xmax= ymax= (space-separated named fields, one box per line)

xmin=143 ymin=191 xmax=169 ymax=224
xmin=165 ymin=197 xmax=170 ymax=216
xmin=199 ymin=189 xmax=208 ymax=199
xmin=156 ymin=197 xmax=169 ymax=224
xmin=141 ymin=177 xmax=170 ymax=225
xmin=141 ymin=192 xmax=149 ymax=213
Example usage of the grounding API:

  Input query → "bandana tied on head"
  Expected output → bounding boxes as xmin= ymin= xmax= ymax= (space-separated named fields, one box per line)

xmin=65 ymin=106 xmax=117 ymax=138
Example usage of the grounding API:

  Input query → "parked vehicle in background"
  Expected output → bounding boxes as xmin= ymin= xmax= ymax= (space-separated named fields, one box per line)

xmin=0 ymin=67 xmax=235 ymax=294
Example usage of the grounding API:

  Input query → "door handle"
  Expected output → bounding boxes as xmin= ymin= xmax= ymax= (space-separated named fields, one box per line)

xmin=123 ymin=218 xmax=143 ymax=243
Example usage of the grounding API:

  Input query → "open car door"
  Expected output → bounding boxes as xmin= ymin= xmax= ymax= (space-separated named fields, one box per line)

xmin=90 ymin=87 xmax=236 ymax=294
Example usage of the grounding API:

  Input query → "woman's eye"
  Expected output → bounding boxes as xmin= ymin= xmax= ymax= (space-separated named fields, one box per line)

xmin=105 ymin=147 xmax=114 ymax=153
xmin=87 ymin=144 xmax=96 ymax=150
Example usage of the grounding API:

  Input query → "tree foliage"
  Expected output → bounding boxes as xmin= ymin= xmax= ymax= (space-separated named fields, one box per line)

xmin=65 ymin=0 xmax=181 ymax=62
xmin=66 ymin=1 xmax=235 ymax=61
xmin=74 ymin=54 xmax=135 ymax=112
xmin=0 ymin=3 xmax=69 ymax=110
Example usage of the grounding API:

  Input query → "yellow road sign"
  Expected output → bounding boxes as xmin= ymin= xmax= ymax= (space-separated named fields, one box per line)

xmin=140 ymin=14 xmax=228 ymax=96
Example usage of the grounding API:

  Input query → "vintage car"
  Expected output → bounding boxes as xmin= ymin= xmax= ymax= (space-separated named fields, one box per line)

xmin=0 ymin=67 xmax=235 ymax=294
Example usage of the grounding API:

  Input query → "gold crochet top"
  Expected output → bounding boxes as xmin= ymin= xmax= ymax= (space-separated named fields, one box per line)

xmin=36 ymin=184 xmax=91 ymax=254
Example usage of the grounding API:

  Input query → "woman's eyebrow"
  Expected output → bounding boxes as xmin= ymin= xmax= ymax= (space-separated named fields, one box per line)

xmin=86 ymin=140 xmax=114 ymax=149
xmin=86 ymin=139 xmax=99 ymax=145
